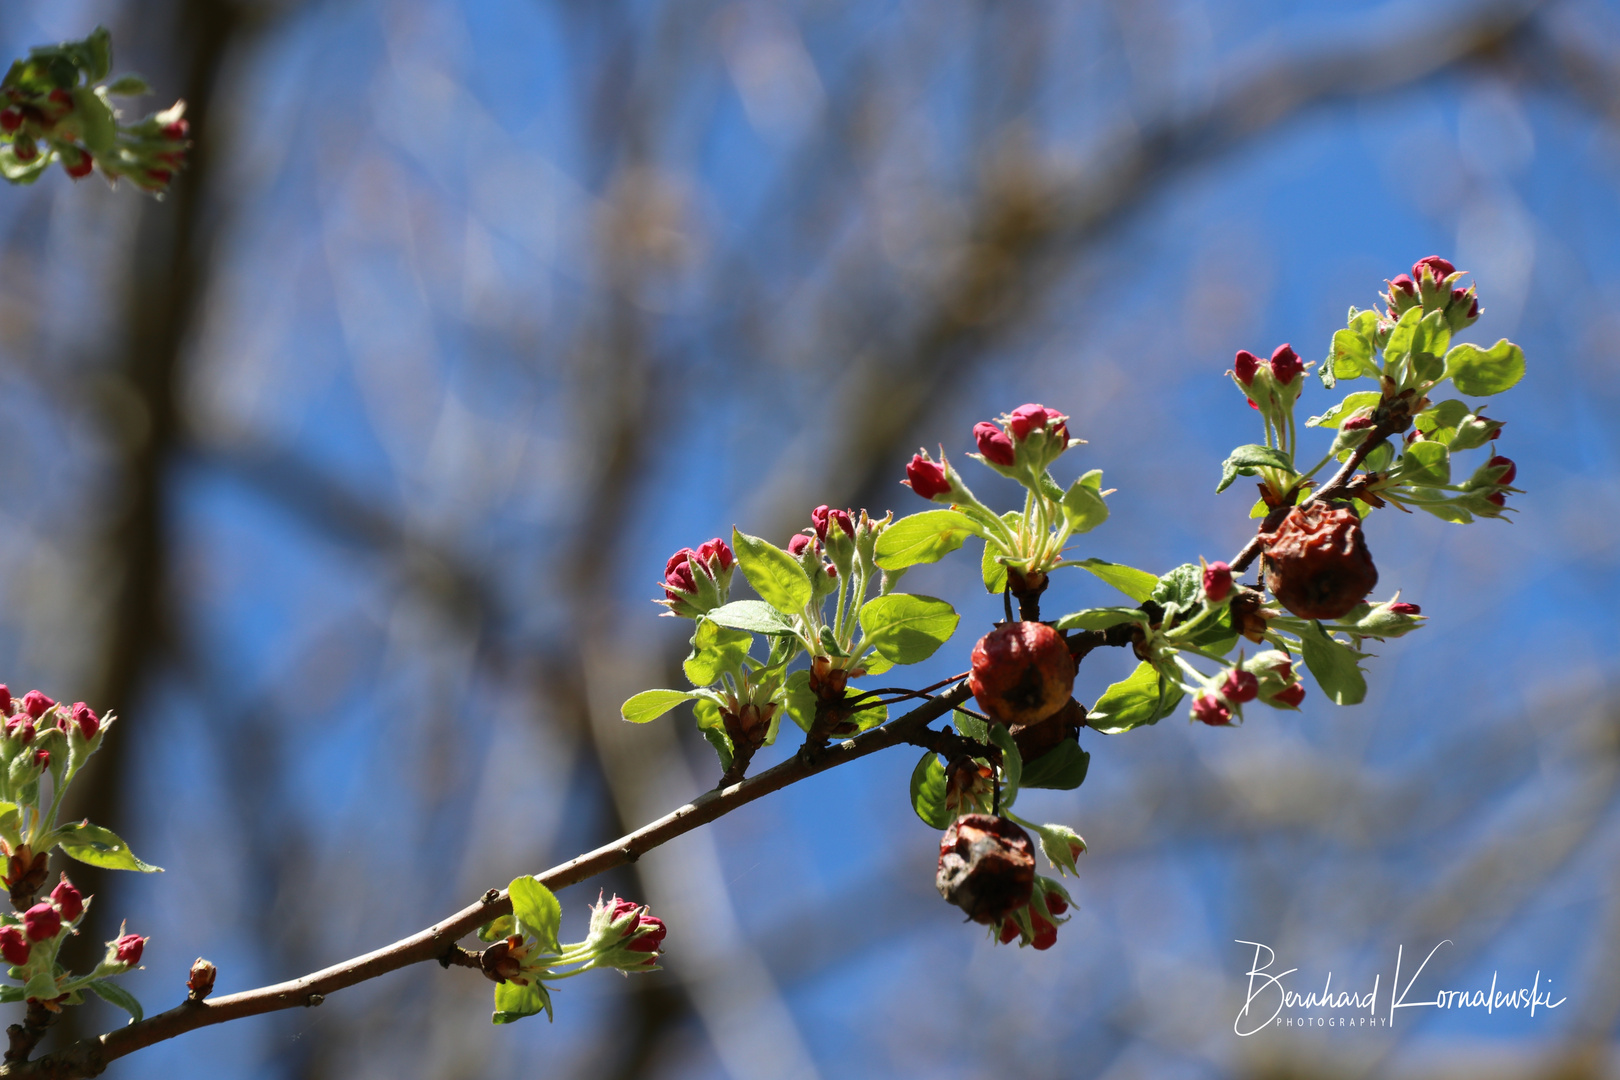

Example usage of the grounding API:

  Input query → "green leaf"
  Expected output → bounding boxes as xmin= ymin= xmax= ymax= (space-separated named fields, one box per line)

xmin=85 ymin=26 xmax=113 ymax=82
xmin=692 ymin=697 xmax=734 ymax=772
xmin=1409 ymin=310 xmax=1452 ymax=383
xmin=909 ymin=752 xmax=952 ymax=828
xmin=952 ymin=710 xmax=989 ymax=743
xmin=1052 ymin=607 xmax=1145 ymax=632
xmin=85 ymin=979 xmax=143 ymax=1024
xmin=731 ymin=529 xmax=812 ymax=613
xmin=23 ymin=972 xmax=57 ymax=1004
xmin=1414 ymin=398 xmax=1471 ymax=443
xmin=1384 ymin=305 xmax=1422 ymax=363
xmin=508 ymin=876 xmax=561 ymax=952
xmin=0 ymin=148 xmax=51 ymax=185
xmin=981 ymin=538 xmax=1008 ymax=595
xmin=1087 ymin=661 xmax=1184 ymax=734
xmin=477 ymin=914 xmax=516 ymax=943
xmin=1392 ymin=440 xmax=1450 ymax=487
xmin=0 ymin=801 xmax=19 ymax=838
xmin=683 ymin=619 xmax=754 ymax=686
xmin=874 ymin=509 xmax=982 ymax=571
xmin=103 ymin=74 xmax=150 ymax=96
xmin=1444 ymin=339 xmax=1525 ymax=397
xmin=493 ymin=979 xmax=552 ymax=1023
xmin=1018 ymin=740 xmax=1090 ymax=790
xmin=1216 ymin=444 xmax=1294 ymax=494
xmin=1329 ymin=327 xmax=1377 ymax=381
xmin=988 ymin=724 xmax=1021 ymax=808
xmin=71 ymin=87 xmax=117 ymax=155
xmin=1073 ymin=559 xmax=1158 ymax=602
xmin=858 ymin=594 xmax=959 ymax=666
xmin=620 ymin=689 xmax=693 ymax=724
xmin=1152 ymin=563 xmax=1203 ymax=608
xmin=1295 ymin=621 xmax=1368 ymax=705
xmin=705 ymin=600 xmax=793 ymax=636
xmin=0 ymin=986 xmax=23 ymax=1004
xmin=57 ymin=822 xmax=162 ymax=872
xmin=1060 ymin=472 xmax=1109 ymax=534
xmin=1306 ymin=391 xmax=1382 ymax=429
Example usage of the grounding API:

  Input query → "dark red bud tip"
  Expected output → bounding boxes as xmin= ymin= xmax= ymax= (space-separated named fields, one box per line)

xmin=1390 ymin=274 xmax=1416 ymax=297
xmin=1202 ymin=561 xmax=1232 ymax=603
xmin=1191 ymin=692 xmax=1232 ymax=726
xmin=13 ymin=141 xmax=37 ymax=162
xmin=830 ymin=508 xmax=854 ymax=538
xmin=1233 ymin=350 xmax=1260 ymax=386
xmin=662 ymin=548 xmax=698 ymax=600
xmin=811 ymin=505 xmax=830 ymax=541
xmin=1414 ymin=256 xmax=1455 ymax=281
xmin=997 ymin=918 xmax=1021 ymax=945
xmin=0 ymin=110 xmax=20 ymax=134
xmin=1468 ymin=298 xmax=1481 ymax=318
xmin=1487 ymin=456 xmax=1516 ymax=486
xmin=21 ymin=691 xmax=53 ymax=719
xmin=71 ymin=702 xmax=99 ymax=739
xmin=696 ymin=537 xmax=733 ymax=571
xmin=1389 ymin=602 xmax=1421 ymax=616
xmin=114 ymin=933 xmax=146 ymax=966
xmin=1273 ymin=683 xmax=1306 ymax=708
xmin=50 ymin=875 xmax=83 ymax=923
xmin=0 ymin=926 xmax=29 ymax=967
xmin=1220 ymin=669 xmax=1259 ymax=704
xmin=32 ymin=749 xmax=48 ymax=769
xmin=1487 ymin=492 xmax=1507 ymax=507
xmin=1030 ymin=914 xmax=1058 ymax=950
xmin=163 ymin=120 xmax=190 ymax=140
xmin=973 ymin=422 xmax=1016 ymax=467
xmin=1044 ymin=893 xmax=1069 ymax=916
xmin=626 ymin=913 xmax=667 ymax=953
xmin=47 ymin=89 xmax=72 ymax=108
xmin=1007 ymin=403 xmax=1068 ymax=442
xmin=1270 ymin=344 xmax=1303 ymax=384
xmin=905 ymin=454 xmax=950 ymax=499
xmin=0 ymin=685 xmax=10 ymax=715
xmin=23 ymin=903 xmax=60 ymax=942
xmin=1343 ymin=415 xmax=1374 ymax=431
xmin=64 ymin=151 xmax=93 ymax=179
xmin=787 ymin=533 xmax=812 ymax=557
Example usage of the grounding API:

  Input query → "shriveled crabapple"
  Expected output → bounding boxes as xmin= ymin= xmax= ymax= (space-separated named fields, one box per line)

xmin=969 ymin=622 xmax=1077 ymax=726
xmin=1260 ymin=501 xmax=1378 ymax=621
xmin=936 ymin=815 xmax=1036 ymax=924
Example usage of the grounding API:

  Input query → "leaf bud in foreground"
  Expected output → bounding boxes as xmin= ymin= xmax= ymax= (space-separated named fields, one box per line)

xmin=187 ymin=957 xmax=217 ymax=1000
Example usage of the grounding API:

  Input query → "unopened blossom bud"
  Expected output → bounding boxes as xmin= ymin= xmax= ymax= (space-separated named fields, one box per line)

xmin=811 ymin=505 xmax=831 ymax=541
xmin=1389 ymin=602 xmax=1421 ymax=616
xmin=23 ymin=903 xmax=60 ymax=942
xmin=1202 ymin=560 xmax=1232 ymax=603
xmin=0 ymin=926 xmax=29 ymax=967
xmin=787 ymin=533 xmax=812 ymax=557
xmin=1342 ymin=414 xmax=1374 ymax=431
xmin=1233 ymin=349 xmax=1261 ymax=386
xmin=1260 ymin=502 xmax=1378 ymax=620
xmin=31 ymin=750 xmax=48 ymax=770
xmin=936 ymin=815 xmax=1036 ymax=924
xmin=187 ymin=958 xmax=217 ymax=1000
xmin=1272 ymin=683 xmax=1306 ymax=708
xmin=1220 ymin=669 xmax=1259 ymax=704
xmin=21 ymin=692 xmax=53 ymax=720
xmin=1007 ymin=403 xmax=1069 ymax=443
xmin=973 ymin=422 xmax=1015 ymax=467
xmin=905 ymin=453 xmax=951 ymax=500
xmin=480 ymin=937 xmax=526 ymax=983
xmin=0 ymin=686 xmax=11 ymax=714
xmin=163 ymin=119 xmax=191 ymax=141
xmin=829 ymin=508 xmax=854 ymax=538
xmin=114 ymin=933 xmax=146 ymax=967
xmin=0 ymin=110 xmax=20 ymax=134
xmin=70 ymin=703 xmax=99 ymax=740
xmin=1487 ymin=455 xmax=1516 ymax=486
xmin=63 ymin=148 xmax=93 ymax=179
xmin=1413 ymin=255 xmax=1455 ymax=283
xmin=5 ymin=716 xmax=33 ymax=745
xmin=12 ymin=140 xmax=37 ymax=163
xmin=50 ymin=876 xmax=83 ymax=923
xmin=1270 ymin=343 xmax=1303 ymax=385
xmin=969 ymin=622 xmax=1077 ymax=726
xmin=1044 ymin=892 xmax=1068 ymax=916
xmin=1390 ymin=274 xmax=1416 ymax=298
xmin=1029 ymin=911 xmax=1058 ymax=951
xmin=1191 ymin=692 xmax=1232 ymax=726
xmin=696 ymin=538 xmax=734 ymax=573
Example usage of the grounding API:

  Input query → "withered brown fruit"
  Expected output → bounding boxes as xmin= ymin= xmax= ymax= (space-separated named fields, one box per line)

xmin=1260 ymin=501 xmax=1378 ymax=620
xmin=935 ymin=814 xmax=1036 ymax=924
xmin=969 ymin=622 xmax=1077 ymax=726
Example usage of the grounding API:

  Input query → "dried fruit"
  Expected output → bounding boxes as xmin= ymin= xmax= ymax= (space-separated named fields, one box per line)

xmin=1260 ymin=502 xmax=1378 ymax=620
xmin=969 ymin=622 xmax=1077 ymax=726
xmin=1008 ymin=697 xmax=1085 ymax=763
xmin=935 ymin=815 xmax=1035 ymax=924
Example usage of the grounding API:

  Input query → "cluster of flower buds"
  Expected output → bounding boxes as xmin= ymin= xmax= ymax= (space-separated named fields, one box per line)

xmin=993 ymin=876 xmax=1073 ymax=951
xmin=971 ymin=403 xmax=1075 ymax=477
xmin=787 ymin=527 xmax=839 ymax=596
xmin=936 ymin=814 xmax=1036 ymax=925
xmin=1242 ymin=651 xmax=1307 ymax=710
xmin=1230 ymin=344 xmax=1307 ymax=421
xmin=0 ymin=686 xmax=109 ymax=800
xmin=1190 ymin=663 xmax=1261 ymax=727
xmin=580 ymin=894 xmax=667 ymax=972
xmin=658 ymin=539 xmax=735 ymax=618
xmin=1383 ymin=256 xmax=1480 ymax=332
xmin=1464 ymin=454 xmax=1519 ymax=516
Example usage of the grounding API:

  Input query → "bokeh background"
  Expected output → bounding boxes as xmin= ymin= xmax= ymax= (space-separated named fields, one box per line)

xmin=2 ymin=0 xmax=1619 ymax=1077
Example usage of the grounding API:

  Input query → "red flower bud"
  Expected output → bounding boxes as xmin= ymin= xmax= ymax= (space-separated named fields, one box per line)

xmin=1221 ymin=669 xmax=1259 ymax=704
xmin=936 ymin=815 xmax=1036 ymax=924
xmin=969 ymin=622 xmax=1077 ymax=726
xmin=1272 ymin=683 xmax=1306 ymax=708
xmin=787 ymin=533 xmax=812 ymax=557
xmin=662 ymin=549 xmax=698 ymax=601
xmin=829 ymin=508 xmax=854 ymax=538
xmin=50 ymin=876 xmax=82 ymax=923
xmin=64 ymin=150 xmax=93 ymax=179
xmin=1191 ymin=692 xmax=1232 ymax=726
xmin=162 ymin=120 xmax=190 ymax=140
xmin=1030 ymin=912 xmax=1058 ymax=951
xmin=1389 ymin=602 xmax=1421 ymax=616
xmin=997 ymin=918 xmax=1021 ymax=944
xmin=0 ymin=685 xmax=10 ymax=714
xmin=5 ymin=716 xmax=33 ymax=745
xmin=114 ymin=933 xmax=146 ymax=966
xmin=905 ymin=453 xmax=951 ymax=499
xmin=1202 ymin=561 xmax=1232 ymax=603
xmin=1233 ymin=350 xmax=1260 ymax=386
xmin=625 ymin=911 xmax=666 ymax=953
xmin=1413 ymin=256 xmax=1455 ymax=282
xmin=1270 ymin=343 xmax=1303 ymax=385
xmin=32 ymin=749 xmax=48 ymax=769
xmin=1487 ymin=492 xmax=1507 ymax=507
xmin=0 ymin=926 xmax=29 ymax=967
xmin=21 ymin=692 xmax=53 ymax=719
xmin=23 ymin=903 xmax=59 ymax=942
xmin=1007 ymin=403 xmax=1068 ymax=443
xmin=973 ymin=422 xmax=1015 ymax=467
xmin=1487 ymin=456 xmax=1516 ymax=486
xmin=1390 ymin=274 xmax=1416 ymax=297
xmin=1261 ymin=502 xmax=1379 ymax=620
xmin=47 ymin=89 xmax=72 ymax=109
xmin=148 ymin=169 xmax=172 ymax=185
xmin=0 ymin=110 xmax=20 ymax=134
xmin=70 ymin=702 xmax=99 ymax=739
xmin=811 ymin=505 xmax=831 ymax=541
xmin=1044 ymin=892 xmax=1068 ymax=916
xmin=696 ymin=537 xmax=733 ymax=572
xmin=13 ymin=141 xmax=37 ymax=163
xmin=1272 ymin=659 xmax=1293 ymax=681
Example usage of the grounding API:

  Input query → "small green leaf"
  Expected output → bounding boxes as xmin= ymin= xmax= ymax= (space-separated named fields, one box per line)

xmin=1414 ymin=398 xmax=1471 ymax=443
xmin=1295 ymin=621 xmax=1368 ymax=705
xmin=71 ymin=87 xmax=117 ymax=155
xmin=988 ymin=724 xmax=1021 ymax=808
xmin=0 ymin=801 xmax=19 ymax=838
xmin=1052 ymin=607 xmax=1145 ymax=632
xmin=1152 ymin=563 xmax=1203 ymax=608
xmin=1391 ymin=441 xmax=1450 ymax=487
xmin=909 ymin=752 xmax=951 ymax=828
xmin=509 ymin=876 xmax=561 ymax=952
xmin=731 ymin=529 xmax=812 ymax=613
xmin=981 ymin=538 xmax=1008 ymax=595
xmin=85 ymin=979 xmax=143 ymax=1023
xmin=57 ymin=822 xmax=162 ymax=872
xmin=858 ymin=594 xmax=959 ymax=666
xmin=493 ymin=979 xmax=552 ymax=1024
xmin=1444 ymin=339 xmax=1525 ymax=397
xmin=1087 ymin=661 xmax=1184 ymax=734
xmin=693 ymin=697 xmax=734 ymax=772
xmin=1409 ymin=310 xmax=1452 ymax=383
xmin=85 ymin=26 xmax=113 ymax=81
xmin=1018 ymin=740 xmax=1090 ymax=790
xmin=1060 ymin=473 xmax=1109 ymax=534
xmin=874 ymin=509 xmax=982 ymax=571
xmin=1329 ymin=327 xmax=1377 ymax=381
xmin=1306 ymin=391 xmax=1382 ymax=429
xmin=1073 ymin=559 xmax=1158 ymax=602
xmin=705 ymin=600 xmax=793 ymax=636
xmin=103 ymin=74 xmax=150 ymax=96
xmin=953 ymin=710 xmax=989 ymax=743
xmin=683 ymin=619 xmax=753 ymax=686
xmin=620 ymin=689 xmax=693 ymax=724
xmin=477 ymin=914 xmax=516 ymax=943
xmin=1384 ymin=305 xmax=1422 ymax=363
xmin=23 ymin=972 xmax=57 ymax=1003
xmin=1216 ymin=444 xmax=1294 ymax=494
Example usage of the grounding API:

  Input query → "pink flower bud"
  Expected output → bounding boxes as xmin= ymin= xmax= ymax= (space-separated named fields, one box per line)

xmin=71 ymin=702 xmax=99 ymax=739
xmin=662 ymin=549 xmax=697 ymax=601
xmin=1487 ymin=456 xmax=1516 ymax=486
xmin=1007 ymin=403 xmax=1068 ymax=442
xmin=787 ymin=534 xmax=812 ymax=557
xmin=905 ymin=453 xmax=951 ymax=499
xmin=695 ymin=538 xmax=734 ymax=572
xmin=21 ymin=692 xmax=53 ymax=719
xmin=1044 ymin=893 xmax=1068 ymax=916
xmin=1389 ymin=602 xmax=1421 ymax=616
xmin=1272 ymin=659 xmax=1293 ymax=681
xmin=1233 ymin=350 xmax=1260 ymax=386
xmin=811 ymin=505 xmax=831 ymax=541
xmin=829 ymin=509 xmax=854 ymax=538
xmin=1272 ymin=683 xmax=1306 ymax=708
xmin=114 ymin=933 xmax=146 ymax=966
xmin=1343 ymin=414 xmax=1374 ymax=431
xmin=1270 ymin=344 xmax=1302 ymax=384
xmin=0 ymin=109 xmax=20 ymax=134
xmin=1191 ymin=692 xmax=1232 ymax=726
xmin=23 ymin=903 xmax=59 ymax=942
xmin=1413 ymin=256 xmax=1455 ymax=282
xmin=32 ymin=749 xmax=48 ymax=769
xmin=1220 ymin=669 xmax=1259 ymax=704
xmin=626 ymin=912 xmax=666 ymax=953
xmin=5 ymin=716 xmax=33 ymax=745
xmin=0 ymin=926 xmax=29 ymax=967
xmin=50 ymin=876 xmax=82 ymax=923
xmin=64 ymin=150 xmax=92 ymax=179
xmin=162 ymin=120 xmax=190 ymax=140
xmin=1202 ymin=561 xmax=1232 ymax=603
xmin=0 ymin=685 xmax=10 ymax=714
xmin=1030 ymin=912 xmax=1058 ymax=951
xmin=973 ymin=422 xmax=1015 ymax=467
xmin=1389 ymin=274 xmax=1416 ymax=297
